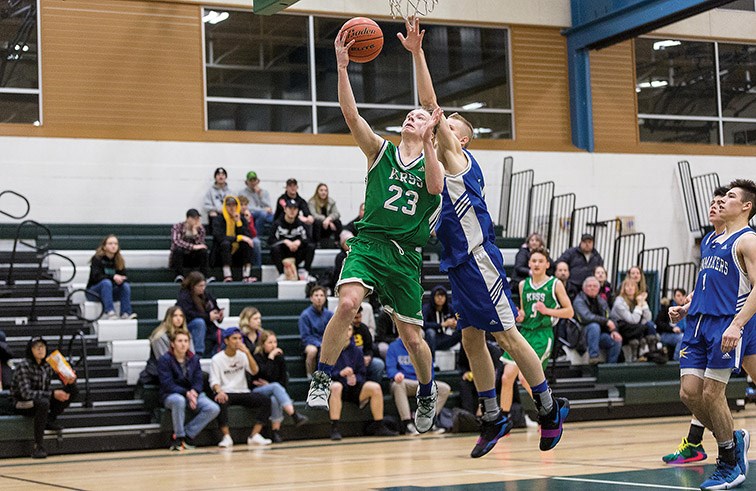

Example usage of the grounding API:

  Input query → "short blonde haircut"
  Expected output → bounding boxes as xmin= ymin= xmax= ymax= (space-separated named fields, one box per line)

xmin=448 ymin=112 xmax=475 ymax=148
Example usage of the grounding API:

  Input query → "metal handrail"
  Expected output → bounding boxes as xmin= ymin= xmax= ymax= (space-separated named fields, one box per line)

xmin=6 ymin=219 xmax=52 ymax=287
xmin=60 ymin=288 xmax=100 ymax=409
xmin=0 ymin=190 xmax=30 ymax=220
xmin=28 ymin=250 xmax=77 ymax=322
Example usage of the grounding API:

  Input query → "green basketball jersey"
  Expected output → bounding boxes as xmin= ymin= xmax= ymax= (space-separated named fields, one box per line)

xmin=521 ymin=276 xmax=560 ymax=331
xmin=356 ymin=140 xmax=441 ymax=248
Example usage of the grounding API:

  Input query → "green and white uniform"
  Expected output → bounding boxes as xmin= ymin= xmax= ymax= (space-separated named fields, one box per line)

xmin=502 ymin=276 xmax=559 ymax=369
xmin=338 ymin=140 xmax=441 ymax=325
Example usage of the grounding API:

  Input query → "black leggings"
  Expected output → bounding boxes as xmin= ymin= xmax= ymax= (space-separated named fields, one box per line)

xmin=15 ymin=384 xmax=79 ymax=445
xmin=217 ymin=391 xmax=271 ymax=428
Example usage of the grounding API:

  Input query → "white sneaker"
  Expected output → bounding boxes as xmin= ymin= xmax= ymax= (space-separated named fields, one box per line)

xmin=247 ymin=433 xmax=272 ymax=446
xmin=120 ymin=312 xmax=138 ymax=320
xmin=414 ymin=382 xmax=438 ymax=433
xmin=218 ymin=434 xmax=233 ymax=448
xmin=105 ymin=311 xmax=118 ymax=320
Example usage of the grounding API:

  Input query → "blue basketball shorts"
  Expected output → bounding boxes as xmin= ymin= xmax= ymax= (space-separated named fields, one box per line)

xmin=448 ymin=242 xmax=518 ymax=333
xmin=679 ymin=314 xmax=745 ymax=371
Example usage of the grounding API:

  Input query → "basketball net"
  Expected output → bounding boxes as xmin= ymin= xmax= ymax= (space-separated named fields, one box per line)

xmin=388 ymin=0 xmax=438 ymax=21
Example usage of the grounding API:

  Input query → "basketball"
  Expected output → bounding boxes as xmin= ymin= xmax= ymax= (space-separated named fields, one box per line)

xmin=339 ymin=17 xmax=384 ymax=63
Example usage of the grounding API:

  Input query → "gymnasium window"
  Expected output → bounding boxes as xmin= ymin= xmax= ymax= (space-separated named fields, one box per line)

xmin=0 ymin=0 xmax=40 ymax=125
xmin=203 ymin=9 xmax=513 ymax=140
xmin=635 ymin=37 xmax=756 ymax=146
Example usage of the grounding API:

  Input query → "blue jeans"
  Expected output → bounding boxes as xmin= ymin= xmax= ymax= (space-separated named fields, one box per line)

xmin=187 ymin=318 xmax=207 ymax=356
xmin=584 ymin=322 xmax=621 ymax=363
xmin=252 ymin=382 xmax=292 ymax=422
xmin=85 ymin=279 xmax=132 ymax=315
xmin=251 ymin=236 xmax=262 ymax=267
xmin=251 ymin=209 xmax=274 ymax=228
xmin=660 ymin=332 xmax=684 ymax=361
xmin=164 ymin=392 xmax=220 ymax=439
xmin=366 ymin=356 xmax=385 ymax=383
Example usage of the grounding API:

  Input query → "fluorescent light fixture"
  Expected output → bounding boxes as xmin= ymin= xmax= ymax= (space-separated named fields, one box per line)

xmin=474 ymin=127 xmax=492 ymax=134
xmin=33 ymin=121 xmax=40 ymax=126
xmin=385 ymin=126 xmax=402 ymax=133
xmin=636 ymin=80 xmax=669 ymax=89
xmin=203 ymin=11 xmax=229 ymax=24
xmin=653 ymin=40 xmax=681 ymax=50
xmin=462 ymin=102 xmax=485 ymax=110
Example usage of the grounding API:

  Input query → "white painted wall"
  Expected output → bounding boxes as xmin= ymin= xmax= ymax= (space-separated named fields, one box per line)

xmin=0 ymin=136 xmax=752 ymax=265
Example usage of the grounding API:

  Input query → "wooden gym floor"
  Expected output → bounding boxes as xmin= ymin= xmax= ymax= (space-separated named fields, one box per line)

xmin=0 ymin=407 xmax=754 ymax=491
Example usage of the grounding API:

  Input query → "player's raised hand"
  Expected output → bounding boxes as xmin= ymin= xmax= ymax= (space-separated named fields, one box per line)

xmin=397 ymin=16 xmax=425 ymax=53
xmin=420 ymin=106 xmax=443 ymax=142
xmin=335 ymin=30 xmax=355 ymax=69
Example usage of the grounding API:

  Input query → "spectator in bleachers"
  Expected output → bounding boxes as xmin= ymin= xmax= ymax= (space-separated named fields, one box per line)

xmin=169 ymin=208 xmax=211 ymax=283
xmin=11 ymin=336 xmax=78 ymax=458
xmin=554 ymin=260 xmax=572 ymax=295
xmin=177 ymin=272 xmax=224 ymax=358
xmin=85 ymin=235 xmax=136 ymax=320
xmin=351 ymin=306 xmax=385 ymax=383
xmin=239 ymin=306 xmax=263 ymax=352
xmin=150 ymin=306 xmax=194 ymax=360
xmin=0 ymin=330 xmax=13 ymax=391
xmin=574 ymin=276 xmax=622 ymax=364
xmin=308 ymin=183 xmax=342 ymax=246
xmin=210 ymin=327 xmax=272 ymax=447
xmin=594 ymin=265 xmax=614 ymax=308
xmin=236 ymin=195 xmax=263 ymax=269
xmin=237 ymin=171 xmax=274 ymax=230
xmin=557 ymin=233 xmax=603 ymax=299
xmin=422 ymin=285 xmax=460 ymax=355
xmin=270 ymin=198 xmax=315 ymax=281
xmin=611 ymin=278 xmax=656 ymax=362
xmin=386 ymin=337 xmax=450 ymax=435
xmin=203 ymin=167 xmax=230 ymax=229
xmin=374 ymin=309 xmax=399 ymax=360
xmin=212 ymin=196 xmax=256 ymax=283
xmin=158 ymin=330 xmax=220 ymax=451
xmin=299 ymin=286 xmax=333 ymax=377
xmin=655 ymin=296 xmax=684 ymax=361
xmin=328 ymin=324 xmax=397 ymax=440
xmin=251 ymin=329 xmax=309 ymax=443
xmin=510 ymin=233 xmax=554 ymax=291
xmin=626 ymin=265 xmax=648 ymax=294
xmin=274 ymin=178 xmax=315 ymax=229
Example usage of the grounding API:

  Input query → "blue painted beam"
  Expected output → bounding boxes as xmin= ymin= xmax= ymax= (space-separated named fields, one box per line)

xmin=567 ymin=42 xmax=594 ymax=152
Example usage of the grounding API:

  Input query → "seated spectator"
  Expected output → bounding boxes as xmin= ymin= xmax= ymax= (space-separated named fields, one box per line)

xmin=203 ymin=167 xmax=230 ymax=230
xmin=149 ymin=306 xmax=194 ymax=360
xmin=308 ymin=183 xmax=342 ymax=245
xmin=169 ymin=208 xmax=211 ymax=283
xmin=251 ymin=330 xmax=309 ymax=443
xmin=299 ymin=286 xmax=333 ymax=377
xmin=458 ymin=337 xmax=502 ymax=416
xmin=274 ymin=178 xmax=315 ymax=231
xmin=557 ymin=233 xmax=604 ymax=300
xmin=594 ymin=265 xmax=614 ymax=307
xmin=0 ymin=330 xmax=13 ymax=391
xmin=237 ymin=195 xmax=263 ymax=269
xmin=510 ymin=233 xmax=554 ymax=291
xmin=374 ymin=309 xmax=399 ymax=360
xmin=237 ymin=170 xmax=274 ymax=230
xmin=626 ymin=265 xmax=648 ymax=294
xmin=611 ymin=278 xmax=658 ymax=361
xmin=422 ymin=285 xmax=460 ymax=355
xmin=351 ymin=306 xmax=385 ymax=383
xmin=554 ymin=261 xmax=575 ymax=299
xmin=12 ymin=336 xmax=78 ymax=458
xmin=158 ymin=330 xmax=220 ymax=451
xmin=270 ymin=198 xmax=315 ymax=281
xmin=85 ymin=235 xmax=136 ymax=320
xmin=210 ymin=327 xmax=272 ymax=447
xmin=212 ymin=196 xmax=256 ymax=283
xmin=239 ymin=306 xmax=263 ymax=352
xmin=386 ymin=338 xmax=450 ymax=435
xmin=574 ymin=276 xmax=622 ymax=364
xmin=328 ymin=324 xmax=397 ymax=440
xmin=656 ymin=295 xmax=684 ymax=361
xmin=177 ymin=272 xmax=224 ymax=358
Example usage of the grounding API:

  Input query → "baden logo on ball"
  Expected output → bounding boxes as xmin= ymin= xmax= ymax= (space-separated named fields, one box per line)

xmin=339 ymin=17 xmax=384 ymax=63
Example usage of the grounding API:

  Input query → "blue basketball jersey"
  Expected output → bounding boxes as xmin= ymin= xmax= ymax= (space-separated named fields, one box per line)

xmin=436 ymin=149 xmax=497 ymax=271
xmin=688 ymin=226 xmax=755 ymax=317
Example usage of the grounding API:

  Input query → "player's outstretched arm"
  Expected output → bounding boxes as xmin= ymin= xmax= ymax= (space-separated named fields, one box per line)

xmin=419 ymin=107 xmax=444 ymax=195
xmin=398 ymin=17 xmax=437 ymax=110
xmin=336 ymin=31 xmax=383 ymax=164
xmin=722 ymin=234 xmax=756 ymax=353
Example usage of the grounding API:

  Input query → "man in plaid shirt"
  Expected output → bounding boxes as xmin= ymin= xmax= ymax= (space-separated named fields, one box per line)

xmin=12 ymin=336 xmax=78 ymax=459
xmin=169 ymin=208 xmax=212 ymax=282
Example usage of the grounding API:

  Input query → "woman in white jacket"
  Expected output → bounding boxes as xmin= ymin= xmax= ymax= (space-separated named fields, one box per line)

xmin=610 ymin=278 xmax=658 ymax=361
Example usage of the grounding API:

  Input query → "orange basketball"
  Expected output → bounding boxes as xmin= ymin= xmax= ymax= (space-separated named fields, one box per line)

xmin=339 ymin=17 xmax=383 ymax=63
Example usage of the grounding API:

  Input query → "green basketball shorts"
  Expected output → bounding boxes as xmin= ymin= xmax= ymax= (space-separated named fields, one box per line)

xmin=502 ymin=327 xmax=554 ymax=370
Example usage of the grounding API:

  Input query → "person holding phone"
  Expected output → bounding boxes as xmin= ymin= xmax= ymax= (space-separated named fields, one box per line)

xmin=177 ymin=272 xmax=224 ymax=357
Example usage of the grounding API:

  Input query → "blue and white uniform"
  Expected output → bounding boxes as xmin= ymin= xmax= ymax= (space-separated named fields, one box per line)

xmin=680 ymin=226 xmax=755 ymax=372
xmin=435 ymin=149 xmax=517 ymax=332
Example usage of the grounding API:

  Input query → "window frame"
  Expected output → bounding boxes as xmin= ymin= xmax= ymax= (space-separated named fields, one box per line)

xmin=0 ymin=0 xmax=42 ymax=125
xmin=201 ymin=8 xmax=515 ymax=139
